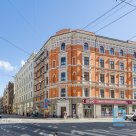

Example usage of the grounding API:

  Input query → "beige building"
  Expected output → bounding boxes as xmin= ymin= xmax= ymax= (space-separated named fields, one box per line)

xmin=14 ymin=53 xmax=36 ymax=115
xmin=3 ymin=86 xmax=9 ymax=113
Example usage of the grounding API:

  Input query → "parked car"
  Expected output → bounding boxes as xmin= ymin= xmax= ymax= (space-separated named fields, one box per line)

xmin=124 ymin=113 xmax=134 ymax=120
xmin=0 ymin=114 xmax=2 ymax=118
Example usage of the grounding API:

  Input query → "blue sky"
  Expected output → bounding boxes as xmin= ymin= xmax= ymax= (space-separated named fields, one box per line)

xmin=0 ymin=0 xmax=136 ymax=96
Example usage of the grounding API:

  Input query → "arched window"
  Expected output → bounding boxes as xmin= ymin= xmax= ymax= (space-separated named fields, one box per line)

xmin=120 ymin=50 xmax=123 ymax=56
xmin=61 ymin=43 xmax=65 ymax=51
xmin=100 ymin=46 xmax=104 ymax=54
xmin=110 ymin=48 xmax=114 ymax=55
xmin=84 ymin=43 xmax=89 ymax=50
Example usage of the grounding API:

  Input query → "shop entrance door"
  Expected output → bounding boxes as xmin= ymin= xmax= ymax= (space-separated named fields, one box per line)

xmin=84 ymin=109 xmax=93 ymax=118
xmin=61 ymin=107 xmax=66 ymax=118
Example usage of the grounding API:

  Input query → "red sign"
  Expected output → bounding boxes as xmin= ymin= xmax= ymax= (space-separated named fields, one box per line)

xmin=82 ymin=99 xmax=136 ymax=105
xmin=95 ymin=100 xmax=128 ymax=105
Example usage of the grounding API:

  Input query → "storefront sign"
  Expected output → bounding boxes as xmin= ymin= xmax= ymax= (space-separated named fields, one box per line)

xmin=82 ymin=99 xmax=136 ymax=105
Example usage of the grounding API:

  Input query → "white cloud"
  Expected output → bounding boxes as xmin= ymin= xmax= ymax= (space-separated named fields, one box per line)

xmin=21 ymin=60 xmax=25 ymax=67
xmin=0 ymin=60 xmax=15 ymax=72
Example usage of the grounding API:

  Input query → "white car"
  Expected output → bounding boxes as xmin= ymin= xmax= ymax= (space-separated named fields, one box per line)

xmin=124 ymin=113 xmax=134 ymax=120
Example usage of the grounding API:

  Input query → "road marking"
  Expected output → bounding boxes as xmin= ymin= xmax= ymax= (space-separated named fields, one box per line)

xmin=20 ymin=134 xmax=30 ymax=136
xmin=87 ymin=129 xmax=136 ymax=136
xmin=39 ymin=132 xmax=48 ymax=136
xmin=34 ymin=129 xmax=41 ymax=133
xmin=71 ymin=130 xmax=105 ymax=136
xmin=58 ymin=131 xmax=80 ymax=136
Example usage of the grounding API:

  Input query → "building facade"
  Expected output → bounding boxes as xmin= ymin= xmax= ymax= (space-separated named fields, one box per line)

xmin=33 ymin=47 xmax=49 ymax=116
xmin=3 ymin=86 xmax=9 ymax=114
xmin=35 ymin=29 xmax=136 ymax=118
xmin=0 ymin=97 xmax=3 ymax=113
xmin=14 ymin=53 xmax=36 ymax=115
xmin=8 ymin=82 xmax=14 ymax=114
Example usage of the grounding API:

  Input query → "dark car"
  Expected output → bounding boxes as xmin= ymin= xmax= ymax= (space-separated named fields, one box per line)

xmin=133 ymin=115 xmax=136 ymax=121
xmin=0 ymin=114 xmax=2 ymax=118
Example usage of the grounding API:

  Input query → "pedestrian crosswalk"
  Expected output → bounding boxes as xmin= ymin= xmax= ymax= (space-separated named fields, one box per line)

xmin=57 ymin=128 xmax=136 ymax=136
xmin=1 ymin=123 xmax=136 ymax=136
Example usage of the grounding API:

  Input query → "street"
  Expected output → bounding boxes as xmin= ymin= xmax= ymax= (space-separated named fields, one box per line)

xmin=0 ymin=115 xmax=136 ymax=136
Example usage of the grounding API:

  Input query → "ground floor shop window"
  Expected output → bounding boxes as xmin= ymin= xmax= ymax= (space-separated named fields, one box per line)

xmin=101 ymin=105 xmax=113 ymax=116
xmin=118 ymin=105 xmax=127 ymax=115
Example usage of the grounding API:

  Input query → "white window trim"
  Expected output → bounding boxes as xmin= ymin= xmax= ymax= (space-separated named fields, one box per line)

xmin=59 ymin=53 xmax=67 ymax=67
xmin=110 ymin=90 xmax=115 ymax=98
xmin=83 ymin=88 xmax=90 ymax=97
xmin=99 ymin=73 xmax=105 ymax=83
xmin=109 ymin=48 xmax=115 ymax=56
xmin=99 ymin=88 xmax=105 ymax=98
xmin=99 ymin=58 xmax=104 ymax=68
xmin=133 ymin=77 xmax=136 ymax=87
xmin=99 ymin=46 xmax=105 ymax=54
xmin=119 ymin=49 xmax=124 ymax=57
xmin=119 ymin=75 xmax=125 ymax=85
xmin=84 ymin=43 xmax=89 ymax=51
xmin=59 ymin=87 xmax=67 ymax=98
xmin=60 ymin=71 xmax=67 ymax=82
xmin=120 ymin=90 xmax=125 ymax=99
xmin=109 ymin=60 xmax=115 ymax=69
xmin=109 ymin=74 xmax=115 ymax=84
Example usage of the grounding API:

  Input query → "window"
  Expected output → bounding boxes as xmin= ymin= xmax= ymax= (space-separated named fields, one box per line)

xmin=120 ymin=76 xmax=124 ymax=85
xmin=46 ymin=77 xmax=48 ymax=85
xmin=84 ymin=72 xmax=89 ymax=81
xmin=133 ymin=77 xmax=136 ymax=86
xmin=84 ymin=43 xmax=89 ymax=50
xmin=120 ymin=91 xmax=124 ymax=99
xmin=120 ymin=50 xmax=124 ymax=56
xmin=100 ymin=46 xmax=104 ymax=54
xmin=100 ymin=74 xmax=105 ymax=83
xmin=134 ymin=52 xmax=136 ymax=58
xmin=133 ymin=64 xmax=136 ymax=72
xmin=72 ymin=57 xmax=76 ymax=65
xmin=46 ymin=63 xmax=48 ymax=71
xmin=110 ymin=48 xmax=114 ymax=55
xmin=110 ymin=90 xmax=115 ymax=98
xmin=110 ymin=61 xmax=114 ymax=69
xmin=120 ymin=62 xmax=124 ymax=70
xmin=84 ymin=88 xmax=89 ymax=97
xmin=134 ymin=92 xmax=136 ymax=99
xmin=110 ymin=75 xmax=115 ymax=84
xmin=100 ymin=89 xmax=104 ymax=98
xmin=61 ymin=57 xmax=66 ymax=65
xmin=46 ymin=51 xmax=49 ymax=57
xmin=53 ymin=61 xmax=56 ymax=68
xmin=61 ymin=43 xmax=65 ymax=51
xmin=61 ymin=88 xmax=66 ymax=97
xmin=61 ymin=72 xmax=66 ymax=81
xmin=84 ymin=57 xmax=89 ymax=65
xmin=100 ymin=58 xmax=104 ymax=68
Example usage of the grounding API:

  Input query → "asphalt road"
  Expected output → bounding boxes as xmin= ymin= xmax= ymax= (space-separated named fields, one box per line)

xmin=0 ymin=121 xmax=136 ymax=136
